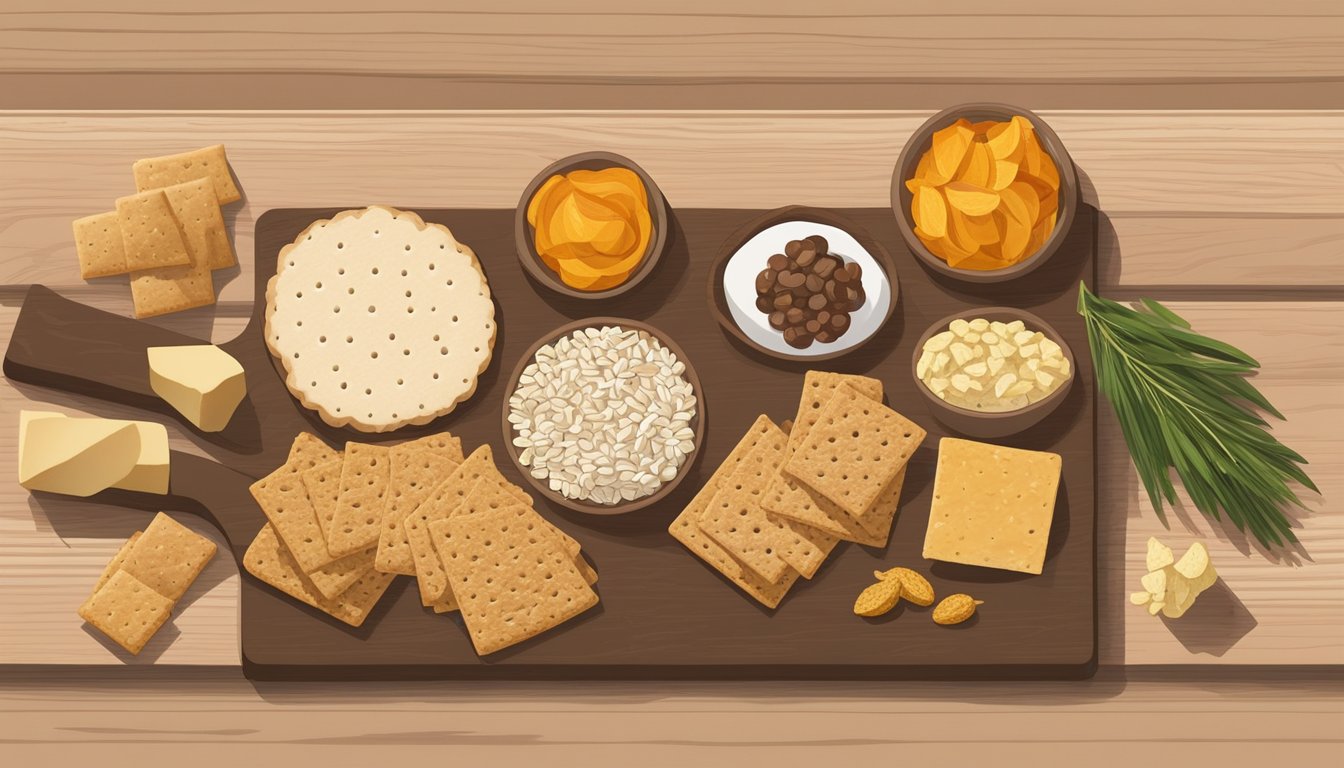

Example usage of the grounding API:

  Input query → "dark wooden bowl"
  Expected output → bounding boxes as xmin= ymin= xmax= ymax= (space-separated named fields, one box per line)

xmin=891 ymin=103 xmax=1079 ymax=284
xmin=706 ymin=205 xmax=900 ymax=363
xmin=500 ymin=317 xmax=706 ymax=516
xmin=911 ymin=307 xmax=1076 ymax=438
xmin=513 ymin=151 xmax=670 ymax=300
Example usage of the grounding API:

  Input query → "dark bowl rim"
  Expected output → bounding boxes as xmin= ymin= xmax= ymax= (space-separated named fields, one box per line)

xmin=705 ymin=205 xmax=900 ymax=363
xmin=890 ymin=103 xmax=1079 ymax=284
xmin=910 ymin=306 xmax=1077 ymax=421
xmin=513 ymin=151 xmax=670 ymax=300
xmin=499 ymin=316 xmax=706 ymax=516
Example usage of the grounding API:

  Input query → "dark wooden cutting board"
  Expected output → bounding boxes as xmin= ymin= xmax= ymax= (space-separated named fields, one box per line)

xmin=5 ymin=205 xmax=1097 ymax=680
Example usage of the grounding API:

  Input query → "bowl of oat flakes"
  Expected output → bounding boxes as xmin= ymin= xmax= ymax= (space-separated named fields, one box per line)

xmin=502 ymin=317 xmax=704 ymax=515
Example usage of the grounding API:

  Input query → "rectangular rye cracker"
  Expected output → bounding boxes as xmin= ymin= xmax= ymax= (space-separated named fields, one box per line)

xmin=249 ymin=433 xmax=344 ymax=574
xmin=73 ymin=211 xmax=129 ymax=279
xmin=922 ymin=438 xmax=1061 ymax=575
xmin=162 ymin=177 xmax=234 ymax=270
xmin=92 ymin=531 xmax=142 ymax=595
xmin=783 ymin=384 xmax=926 ymax=519
xmin=668 ymin=415 xmax=800 ymax=609
xmin=375 ymin=445 xmax=460 ymax=575
xmin=243 ymin=523 xmax=394 ymax=628
xmin=325 ymin=443 xmax=392 ymax=558
xmin=298 ymin=453 xmax=378 ymax=597
xmin=133 ymin=144 xmax=241 ymax=205
xmin=437 ymin=510 xmax=599 ymax=656
xmin=404 ymin=446 xmax=532 ymax=605
xmin=697 ymin=422 xmax=834 ymax=582
xmin=115 ymin=189 xmax=191 ymax=271
xmin=78 ymin=569 xmax=174 ymax=655
xmin=118 ymin=512 xmax=217 ymax=602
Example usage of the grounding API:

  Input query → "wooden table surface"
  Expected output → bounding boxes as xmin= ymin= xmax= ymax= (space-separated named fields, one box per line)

xmin=1 ymin=2 xmax=1341 ymax=762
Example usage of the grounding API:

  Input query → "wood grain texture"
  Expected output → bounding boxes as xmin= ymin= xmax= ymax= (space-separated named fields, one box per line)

xmin=1 ymin=296 xmax=1337 ymax=667
xmin=0 ymin=111 xmax=1339 ymax=319
xmin=0 ymin=672 xmax=1341 ymax=761
xmin=2 ymin=1 xmax=1341 ymax=81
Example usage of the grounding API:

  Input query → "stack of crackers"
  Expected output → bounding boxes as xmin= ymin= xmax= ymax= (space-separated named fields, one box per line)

xmin=78 ymin=512 xmax=218 ymax=655
xmin=246 ymin=432 xmax=599 ymax=656
xmin=73 ymin=145 xmax=240 ymax=318
xmin=670 ymin=371 xmax=927 ymax=609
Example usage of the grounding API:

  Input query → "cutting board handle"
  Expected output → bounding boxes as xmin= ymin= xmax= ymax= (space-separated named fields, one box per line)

xmin=4 ymin=285 xmax=264 ymax=452
xmin=88 ymin=450 xmax=265 ymax=558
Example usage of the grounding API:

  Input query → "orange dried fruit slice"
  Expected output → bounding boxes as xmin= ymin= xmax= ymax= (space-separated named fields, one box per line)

xmin=944 ymin=181 xmax=1000 ymax=216
xmin=931 ymin=119 xmax=974 ymax=182
xmin=527 ymin=174 xmax=568 ymax=228
xmin=954 ymin=251 xmax=1011 ymax=271
xmin=946 ymin=209 xmax=985 ymax=254
xmin=986 ymin=117 xmax=1022 ymax=161
xmin=958 ymin=142 xmax=994 ymax=189
xmin=1006 ymin=181 xmax=1041 ymax=225
xmin=991 ymin=158 xmax=1019 ymax=191
xmin=912 ymin=183 xmax=949 ymax=239
xmin=996 ymin=210 xmax=1031 ymax=264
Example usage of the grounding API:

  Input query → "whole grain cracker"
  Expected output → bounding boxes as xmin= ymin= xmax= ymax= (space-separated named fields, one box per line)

xmin=115 ymin=190 xmax=190 ymax=271
xmin=783 ymin=384 xmax=925 ymax=519
xmin=667 ymin=415 xmax=799 ymax=609
xmin=91 ymin=531 xmax=143 ymax=595
xmin=403 ymin=446 xmax=532 ymax=605
xmin=765 ymin=466 xmax=908 ymax=547
xmin=162 ymin=177 xmax=233 ymax=270
xmin=436 ymin=510 xmax=598 ymax=656
xmin=325 ymin=443 xmax=391 ymax=557
xmin=306 ymin=546 xmax=379 ymax=600
xmin=119 ymin=512 xmax=217 ymax=602
xmin=133 ymin=144 xmax=241 ymax=205
xmin=697 ymin=423 xmax=835 ymax=582
xmin=249 ymin=434 xmax=342 ymax=574
xmin=78 ymin=569 xmax=174 ymax=655
xmin=397 ymin=432 xmax=465 ymax=463
xmin=73 ymin=211 xmax=129 ymax=279
xmin=788 ymin=371 xmax=884 ymax=452
xmin=243 ymin=523 xmax=394 ymax=628
xmin=375 ymin=446 xmax=459 ymax=575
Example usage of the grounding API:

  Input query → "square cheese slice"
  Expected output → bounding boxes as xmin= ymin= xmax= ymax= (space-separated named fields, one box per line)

xmin=922 ymin=437 xmax=1061 ymax=575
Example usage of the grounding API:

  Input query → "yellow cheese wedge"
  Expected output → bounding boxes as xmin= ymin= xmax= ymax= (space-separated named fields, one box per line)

xmin=20 ymin=411 xmax=170 ymax=495
xmin=18 ymin=411 xmax=141 ymax=497
xmin=147 ymin=345 xmax=246 ymax=432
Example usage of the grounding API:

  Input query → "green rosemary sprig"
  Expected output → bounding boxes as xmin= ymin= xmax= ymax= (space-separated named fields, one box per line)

xmin=1078 ymin=282 xmax=1316 ymax=547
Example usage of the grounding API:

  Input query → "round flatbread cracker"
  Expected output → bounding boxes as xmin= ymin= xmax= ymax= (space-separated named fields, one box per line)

xmin=265 ymin=206 xmax=495 ymax=433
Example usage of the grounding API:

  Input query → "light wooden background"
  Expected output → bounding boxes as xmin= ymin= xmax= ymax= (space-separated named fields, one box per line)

xmin=1 ymin=2 xmax=1341 ymax=763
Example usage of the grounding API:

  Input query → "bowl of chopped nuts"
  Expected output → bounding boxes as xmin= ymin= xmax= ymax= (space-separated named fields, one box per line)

xmin=911 ymin=307 xmax=1075 ymax=438
xmin=501 ymin=317 xmax=705 ymax=515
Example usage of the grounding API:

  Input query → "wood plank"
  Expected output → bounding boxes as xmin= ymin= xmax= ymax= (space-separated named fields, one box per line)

xmin=0 ymin=673 xmax=1340 ymax=761
xmin=0 ymin=111 xmax=1338 ymax=317
xmin=2 ymin=2 xmax=1341 ymax=81
xmin=0 ymin=303 xmax=1337 ymax=666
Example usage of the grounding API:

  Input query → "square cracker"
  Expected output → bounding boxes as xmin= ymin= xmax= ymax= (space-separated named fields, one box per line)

xmin=298 ymin=454 xmax=378 ymax=597
xmin=437 ymin=510 xmax=599 ymax=656
xmin=397 ymin=432 xmax=464 ymax=463
xmin=162 ymin=177 xmax=234 ymax=270
xmin=375 ymin=446 xmax=459 ymax=575
xmin=788 ymin=371 xmax=884 ymax=454
xmin=92 ymin=531 xmax=142 ymax=595
xmin=301 ymin=457 xmax=344 ymax=542
xmin=78 ymin=570 xmax=174 ymax=655
xmin=73 ymin=211 xmax=129 ymax=279
xmin=922 ymin=438 xmax=1061 ymax=575
xmin=133 ymin=144 xmax=241 ymax=205
xmin=243 ymin=523 xmax=394 ymax=628
xmin=403 ymin=446 xmax=531 ymax=605
xmin=325 ymin=443 xmax=392 ymax=558
xmin=307 ymin=545 xmax=379 ymax=600
xmin=115 ymin=190 xmax=191 ymax=271
xmin=123 ymin=188 xmax=216 ymax=318
xmin=697 ymin=422 xmax=835 ymax=582
xmin=425 ymin=482 xmax=584 ymax=612
xmin=119 ymin=512 xmax=217 ymax=602
xmin=766 ymin=466 xmax=908 ymax=547
xmin=783 ymin=384 xmax=926 ymax=519
xmin=668 ymin=415 xmax=799 ymax=609
xmin=250 ymin=434 xmax=343 ymax=574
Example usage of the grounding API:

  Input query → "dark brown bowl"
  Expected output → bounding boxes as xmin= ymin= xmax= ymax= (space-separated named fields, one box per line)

xmin=891 ymin=103 xmax=1079 ymax=284
xmin=706 ymin=205 xmax=899 ymax=363
xmin=514 ymin=151 xmax=670 ymax=300
xmin=500 ymin=317 xmax=705 ymax=516
xmin=911 ymin=307 xmax=1076 ymax=439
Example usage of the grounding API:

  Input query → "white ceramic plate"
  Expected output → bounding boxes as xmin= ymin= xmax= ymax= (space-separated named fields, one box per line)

xmin=723 ymin=220 xmax=893 ymax=358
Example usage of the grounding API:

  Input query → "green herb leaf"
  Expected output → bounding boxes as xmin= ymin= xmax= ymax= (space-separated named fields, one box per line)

xmin=1078 ymin=282 xmax=1313 ymax=548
